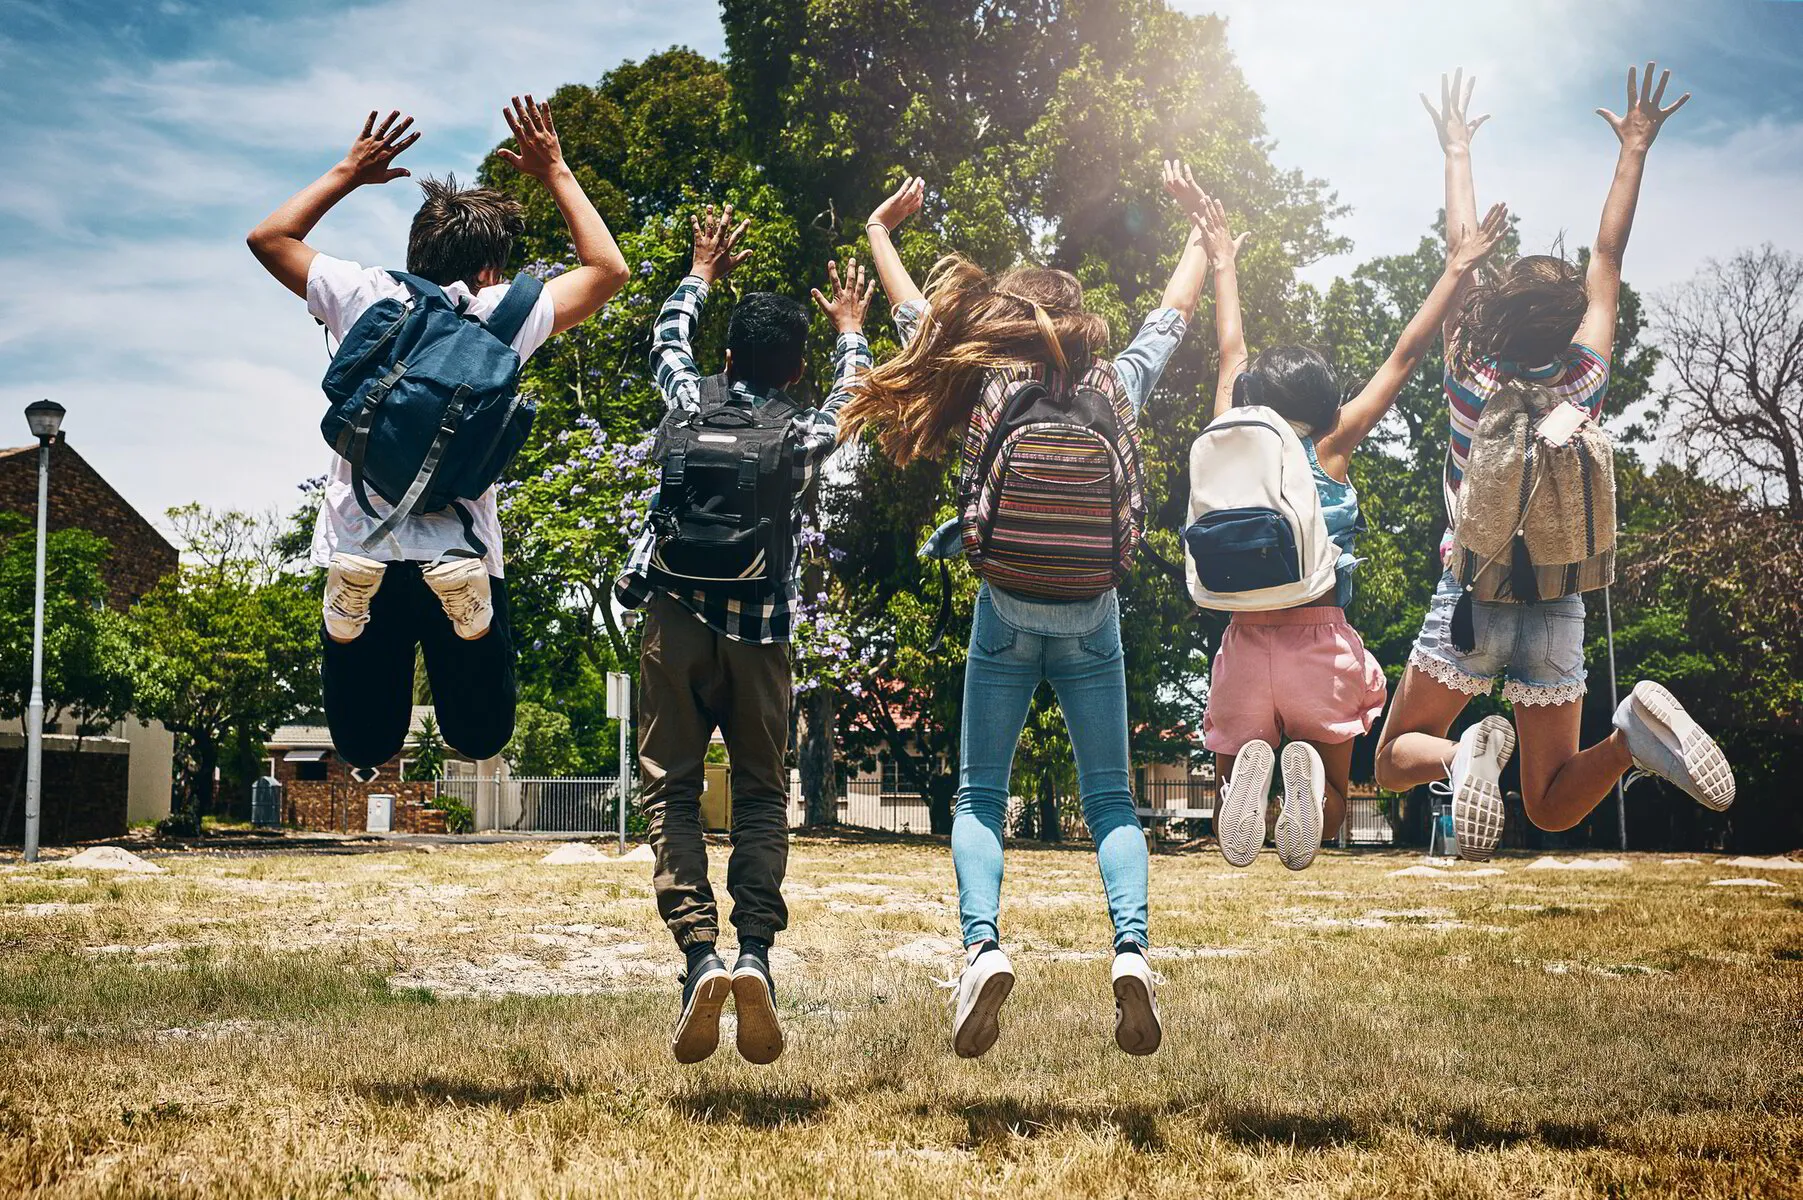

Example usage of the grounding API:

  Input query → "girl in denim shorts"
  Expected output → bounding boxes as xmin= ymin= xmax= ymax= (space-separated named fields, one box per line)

xmin=1375 ymin=65 xmax=1733 ymax=859
xmin=1174 ymin=176 xmax=1507 ymax=871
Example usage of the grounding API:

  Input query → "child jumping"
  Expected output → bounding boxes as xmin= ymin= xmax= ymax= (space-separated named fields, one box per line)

xmin=1374 ymin=64 xmax=1733 ymax=857
xmin=846 ymin=172 xmax=1211 ymax=1059
xmin=248 ymin=98 xmax=627 ymax=769
xmin=1169 ymin=162 xmax=1508 ymax=870
xmin=615 ymin=205 xmax=875 ymax=1065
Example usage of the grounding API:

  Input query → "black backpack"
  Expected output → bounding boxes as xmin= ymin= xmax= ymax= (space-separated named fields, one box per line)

xmin=646 ymin=374 xmax=800 ymax=600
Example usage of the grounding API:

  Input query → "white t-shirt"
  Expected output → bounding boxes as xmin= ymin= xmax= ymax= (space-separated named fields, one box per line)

xmin=305 ymin=253 xmax=556 ymax=577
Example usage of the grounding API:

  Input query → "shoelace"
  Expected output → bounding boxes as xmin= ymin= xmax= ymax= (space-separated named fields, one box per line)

xmin=435 ymin=579 xmax=487 ymax=626
xmin=1622 ymin=767 xmax=1653 ymax=791
xmin=1428 ymin=779 xmax=1453 ymax=798
xmin=328 ymin=574 xmax=381 ymax=616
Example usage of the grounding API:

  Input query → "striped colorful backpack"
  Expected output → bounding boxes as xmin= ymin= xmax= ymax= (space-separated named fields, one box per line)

xmin=958 ymin=363 xmax=1148 ymax=600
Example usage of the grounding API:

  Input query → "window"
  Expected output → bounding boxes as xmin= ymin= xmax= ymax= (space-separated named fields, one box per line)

xmin=295 ymin=760 xmax=328 ymax=782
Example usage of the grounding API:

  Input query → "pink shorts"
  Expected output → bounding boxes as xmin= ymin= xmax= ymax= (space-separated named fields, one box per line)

xmin=1202 ymin=607 xmax=1388 ymax=755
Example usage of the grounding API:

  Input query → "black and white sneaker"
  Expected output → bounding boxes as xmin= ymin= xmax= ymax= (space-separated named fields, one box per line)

xmin=945 ymin=941 xmax=1014 ymax=1059
xmin=671 ymin=951 xmax=731 ymax=1064
xmin=730 ymin=947 xmax=785 ymax=1065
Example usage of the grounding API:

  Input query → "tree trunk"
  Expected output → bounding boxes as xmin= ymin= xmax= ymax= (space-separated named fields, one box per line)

xmin=799 ymin=686 xmax=837 ymax=827
xmin=193 ymin=738 xmax=219 ymax=826
xmin=1038 ymin=771 xmax=1061 ymax=844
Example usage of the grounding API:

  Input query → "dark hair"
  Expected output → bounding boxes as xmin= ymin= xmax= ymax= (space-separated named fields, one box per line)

xmin=727 ymin=292 xmax=811 ymax=389
xmin=406 ymin=174 xmax=526 ymax=291
xmin=1456 ymin=254 xmax=1587 ymax=368
xmin=1235 ymin=345 xmax=1341 ymax=436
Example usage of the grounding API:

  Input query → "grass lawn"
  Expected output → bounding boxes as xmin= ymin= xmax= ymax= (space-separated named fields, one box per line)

xmin=1 ymin=835 xmax=1799 ymax=1198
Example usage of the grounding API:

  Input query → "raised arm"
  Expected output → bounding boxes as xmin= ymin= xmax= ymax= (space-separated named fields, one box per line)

xmin=247 ymin=110 xmax=420 ymax=298
xmin=1155 ymin=164 xmax=1212 ymax=321
xmin=1195 ymin=193 xmax=1251 ymax=422
xmin=649 ymin=204 xmax=751 ymax=411
xmin=1317 ymin=203 xmax=1509 ymax=474
xmin=1578 ymin=61 xmax=1689 ymax=362
xmin=498 ymin=95 xmax=628 ymax=335
xmin=799 ymin=258 xmax=877 ymax=475
xmin=864 ymin=176 xmax=927 ymax=310
xmin=1419 ymin=70 xmax=1490 ymax=344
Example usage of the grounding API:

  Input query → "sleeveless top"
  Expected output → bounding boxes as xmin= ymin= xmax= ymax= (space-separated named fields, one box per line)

xmin=1302 ymin=435 xmax=1363 ymax=609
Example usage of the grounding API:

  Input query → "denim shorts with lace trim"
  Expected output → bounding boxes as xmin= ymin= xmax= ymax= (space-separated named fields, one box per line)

xmin=1407 ymin=570 xmax=1588 ymax=707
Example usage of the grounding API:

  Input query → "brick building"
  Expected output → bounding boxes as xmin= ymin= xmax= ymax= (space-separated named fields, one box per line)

xmin=0 ymin=439 xmax=178 ymax=610
xmin=264 ymin=707 xmax=503 ymax=833
xmin=0 ymin=436 xmax=179 ymax=838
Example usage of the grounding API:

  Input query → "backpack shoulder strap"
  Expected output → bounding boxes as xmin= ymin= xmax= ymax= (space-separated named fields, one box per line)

xmin=696 ymin=373 xmax=732 ymax=409
xmin=385 ymin=271 xmax=451 ymax=305
xmin=483 ymin=272 xmax=546 ymax=346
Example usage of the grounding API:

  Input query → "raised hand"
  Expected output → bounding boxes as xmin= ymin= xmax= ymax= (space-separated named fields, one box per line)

xmin=690 ymin=203 xmax=752 ymax=285
xmin=1449 ymin=202 xmax=1510 ymax=273
xmin=868 ymin=176 xmax=925 ymax=232
xmin=497 ymin=94 xmax=566 ymax=181
xmin=811 ymin=258 xmax=876 ymax=334
xmin=1197 ymin=194 xmax=1249 ymax=267
xmin=1161 ymin=159 xmax=1209 ymax=218
xmin=1419 ymin=69 xmax=1490 ymax=153
xmin=340 ymin=110 xmax=418 ymax=186
xmin=1597 ymin=61 xmax=1690 ymax=150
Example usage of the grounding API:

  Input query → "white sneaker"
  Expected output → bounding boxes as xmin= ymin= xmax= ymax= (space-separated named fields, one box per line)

xmin=1111 ymin=949 xmax=1162 ymax=1056
xmin=946 ymin=942 xmax=1014 ymax=1059
xmin=1433 ymin=715 xmax=1515 ymax=862
xmin=423 ymin=557 xmax=493 ymax=640
xmin=1614 ymin=681 xmax=1735 ymax=812
xmin=323 ymin=553 xmax=387 ymax=642
xmin=1274 ymin=741 xmax=1325 ymax=871
xmin=1216 ymin=739 xmax=1273 ymax=867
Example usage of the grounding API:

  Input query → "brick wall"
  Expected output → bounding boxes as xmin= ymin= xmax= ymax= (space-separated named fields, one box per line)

xmin=283 ymin=779 xmax=447 ymax=834
xmin=0 ymin=735 xmax=129 ymax=845
xmin=0 ymin=439 xmax=179 ymax=612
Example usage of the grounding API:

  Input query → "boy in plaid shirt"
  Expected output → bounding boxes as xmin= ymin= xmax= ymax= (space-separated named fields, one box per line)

xmin=615 ymin=204 xmax=873 ymax=1065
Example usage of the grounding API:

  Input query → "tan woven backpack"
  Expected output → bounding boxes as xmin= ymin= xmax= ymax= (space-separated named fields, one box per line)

xmin=1450 ymin=378 xmax=1616 ymax=620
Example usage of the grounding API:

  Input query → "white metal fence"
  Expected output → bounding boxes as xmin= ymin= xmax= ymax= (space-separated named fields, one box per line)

xmin=440 ymin=776 xmax=626 ymax=834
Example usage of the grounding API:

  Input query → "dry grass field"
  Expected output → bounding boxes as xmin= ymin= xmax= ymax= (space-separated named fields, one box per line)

xmin=1 ymin=834 xmax=1799 ymax=1198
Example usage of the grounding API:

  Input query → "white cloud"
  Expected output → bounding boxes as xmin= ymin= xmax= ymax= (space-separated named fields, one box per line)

xmin=0 ymin=0 xmax=722 ymax=531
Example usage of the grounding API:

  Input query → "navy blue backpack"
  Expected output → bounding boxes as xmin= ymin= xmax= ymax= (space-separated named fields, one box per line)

xmin=320 ymin=270 xmax=544 ymax=555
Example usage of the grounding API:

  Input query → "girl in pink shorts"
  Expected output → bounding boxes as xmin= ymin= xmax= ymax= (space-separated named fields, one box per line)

xmin=1167 ymin=168 xmax=1507 ymax=869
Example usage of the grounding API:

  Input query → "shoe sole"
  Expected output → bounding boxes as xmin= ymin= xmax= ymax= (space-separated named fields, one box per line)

xmin=1453 ymin=717 xmax=1515 ymax=862
xmin=1217 ymin=740 xmax=1273 ymax=868
xmin=952 ymin=966 xmax=1014 ymax=1059
xmin=1633 ymin=681 xmax=1735 ymax=811
xmin=1274 ymin=742 xmax=1325 ymax=872
xmin=671 ymin=970 xmax=731 ymax=1064
xmin=731 ymin=969 xmax=785 ymax=1065
xmin=1113 ymin=971 xmax=1162 ymax=1056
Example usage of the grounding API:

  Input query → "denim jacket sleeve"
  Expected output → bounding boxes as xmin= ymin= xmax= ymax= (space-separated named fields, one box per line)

xmin=918 ymin=515 xmax=963 ymax=561
xmin=1111 ymin=307 xmax=1188 ymax=416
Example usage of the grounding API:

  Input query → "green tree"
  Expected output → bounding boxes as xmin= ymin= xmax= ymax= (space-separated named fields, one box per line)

xmin=130 ymin=507 xmax=319 ymax=828
xmin=504 ymin=701 xmax=579 ymax=777
xmin=403 ymin=714 xmax=448 ymax=781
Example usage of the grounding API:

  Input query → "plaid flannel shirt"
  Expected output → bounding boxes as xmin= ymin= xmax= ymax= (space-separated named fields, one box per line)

xmin=614 ymin=274 xmax=870 ymax=643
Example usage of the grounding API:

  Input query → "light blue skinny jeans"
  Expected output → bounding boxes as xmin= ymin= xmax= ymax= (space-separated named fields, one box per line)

xmin=953 ymin=584 xmax=1149 ymax=951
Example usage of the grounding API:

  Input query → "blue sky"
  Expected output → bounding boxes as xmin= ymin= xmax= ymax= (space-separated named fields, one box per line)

xmin=1 ymin=0 xmax=1799 ymax=532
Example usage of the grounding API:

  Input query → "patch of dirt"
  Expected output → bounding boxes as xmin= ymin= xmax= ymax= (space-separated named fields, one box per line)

xmin=1527 ymin=856 xmax=1628 ymax=871
xmin=64 ymin=846 xmax=164 ymax=873
xmin=1717 ymin=856 xmax=1803 ymax=871
xmin=1708 ymin=878 xmax=1780 ymax=888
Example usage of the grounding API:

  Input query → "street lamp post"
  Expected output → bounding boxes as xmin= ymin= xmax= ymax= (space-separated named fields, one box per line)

xmin=22 ymin=400 xmax=66 ymax=863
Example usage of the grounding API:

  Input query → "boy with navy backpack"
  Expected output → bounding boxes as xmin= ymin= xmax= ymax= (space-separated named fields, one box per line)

xmin=614 ymin=205 xmax=874 ymax=1066
xmin=248 ymin=99 xmax=627 ymax=768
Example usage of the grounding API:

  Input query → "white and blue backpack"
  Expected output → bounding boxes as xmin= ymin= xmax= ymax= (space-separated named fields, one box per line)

xmin=1182 ymin=405 xmax=1338 ymax=611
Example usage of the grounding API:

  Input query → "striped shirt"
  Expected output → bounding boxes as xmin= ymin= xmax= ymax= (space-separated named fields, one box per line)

xmin=1441 ymin=343 xmax=1609 ymax=559
xmin=614 ymin=274 xmax=870 ymax=644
